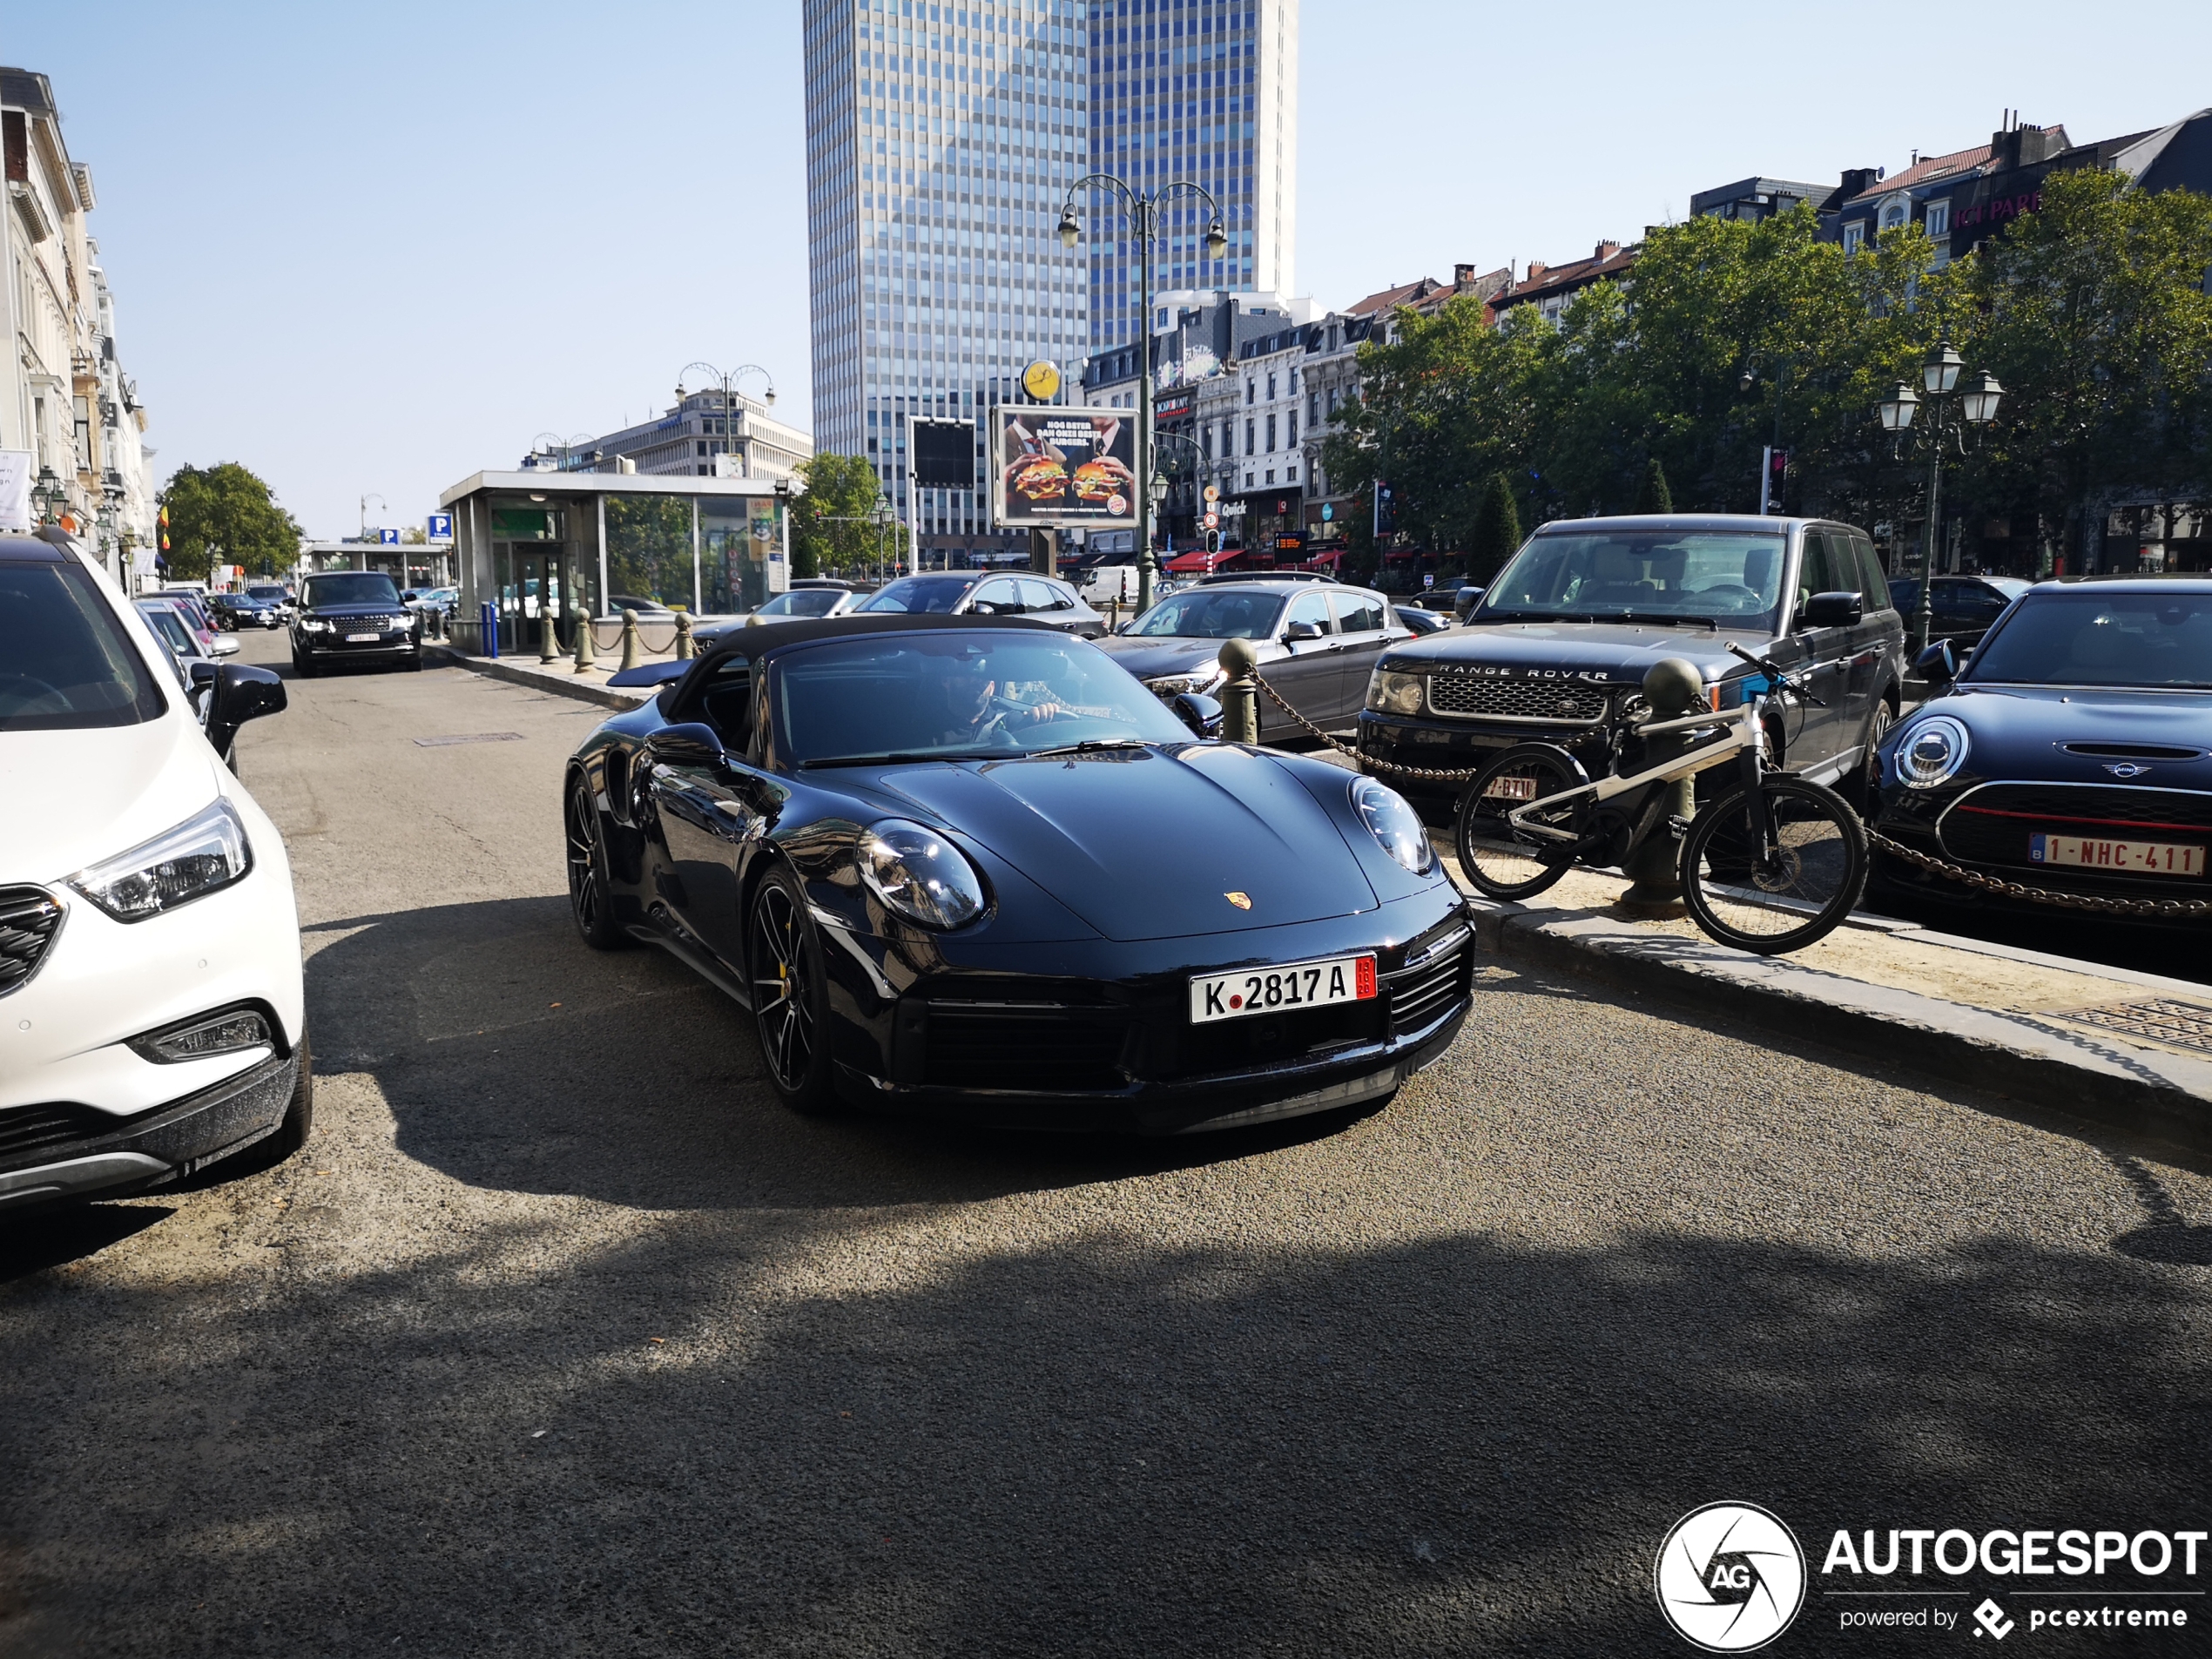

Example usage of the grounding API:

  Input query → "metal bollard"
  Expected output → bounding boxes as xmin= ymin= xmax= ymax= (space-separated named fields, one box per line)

xmin=539 ymin=610 xmax=560 ymax=664
xmin=618 ymin=608 xmax=642 ymax=672
xmin=1217 ymin=637 xmax=1258 ymax=745
xmin=1616 ymin=657 xmax=1702 ymax=919
xmin=674 ymin=610 xmax=694 ymax=661
xmin=574 ymin=604 xmax=597 ymax=673
xmin=482 ymin=601 xmax=500 ymax=660
xmin=1109 ymin=594 xmax=1120 ymax=632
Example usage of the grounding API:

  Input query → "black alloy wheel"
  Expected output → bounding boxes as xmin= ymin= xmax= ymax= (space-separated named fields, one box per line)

xmin=749 ymin=866 xmax=841 ymax=1116
xmin=564 ymin=775 xmax=626 ymax=951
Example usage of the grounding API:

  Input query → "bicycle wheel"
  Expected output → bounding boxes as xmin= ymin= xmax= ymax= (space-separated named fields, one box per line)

xmin=1679 ymin=775 xmax=1867 ymax=954
xmin=1453 ymin=744 xmax=1585 ymax=900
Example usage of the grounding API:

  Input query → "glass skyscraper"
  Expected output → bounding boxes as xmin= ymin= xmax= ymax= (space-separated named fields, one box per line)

xmin=803 ymin=0 xmax=1297 ymax=553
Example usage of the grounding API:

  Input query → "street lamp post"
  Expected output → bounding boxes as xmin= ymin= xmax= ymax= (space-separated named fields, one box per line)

xmin=1058 ymin=172 xmax=1228 ymax=615
xmin=1878 ymin=341 xmax=2004 ymax=654
xmin=676 ymin=362 xmax=777 ymax=476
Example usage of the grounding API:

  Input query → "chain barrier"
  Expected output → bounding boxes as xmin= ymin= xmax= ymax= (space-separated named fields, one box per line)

xmin=1251 ymin=671 xmax=2212 ymax=919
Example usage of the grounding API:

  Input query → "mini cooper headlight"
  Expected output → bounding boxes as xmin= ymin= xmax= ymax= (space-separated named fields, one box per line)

xmin=1350 ymin=776 xmax=1434 ymax=874
xmin=1366 ymin=669 xmax=1425 ymax=716
xmin=857 ymin=819 xmax=988 ymax=930
xmin=70 ymin=799 xmax=253 ymax=921
xmin=1144 ymin=666 xmax=1226 ymax=699
xmin=1897 ymin=716 xmax=1970 ymax=790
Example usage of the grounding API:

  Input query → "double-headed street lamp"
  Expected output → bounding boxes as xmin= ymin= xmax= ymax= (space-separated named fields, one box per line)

xmin=677 ymin=362 xmax=777 ymax=476
xmin=1058 ymin=172 xmax=1228 ymax=614
xmin=1878 ymin=340 xmax=2005 ymax=652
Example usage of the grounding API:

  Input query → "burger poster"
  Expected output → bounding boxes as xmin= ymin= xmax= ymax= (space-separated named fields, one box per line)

xmin=989 ymin=407 xmax=1138 ymax=528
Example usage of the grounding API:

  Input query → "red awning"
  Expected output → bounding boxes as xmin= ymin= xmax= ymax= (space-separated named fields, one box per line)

xmin=1165 ymin=548 xmax=1238 ymax=573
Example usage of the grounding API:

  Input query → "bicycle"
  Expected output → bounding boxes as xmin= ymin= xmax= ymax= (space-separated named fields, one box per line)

xmin=1451 ymin=644 xmax=1869 ymax=954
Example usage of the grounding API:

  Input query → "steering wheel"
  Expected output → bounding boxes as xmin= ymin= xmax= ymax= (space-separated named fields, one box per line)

xmin=0 ymin=671 xmax=64 ymax=709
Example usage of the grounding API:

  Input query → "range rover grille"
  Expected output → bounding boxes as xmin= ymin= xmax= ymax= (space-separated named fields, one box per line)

xmin=1427 ymin=671 xmax=1610 ymax=724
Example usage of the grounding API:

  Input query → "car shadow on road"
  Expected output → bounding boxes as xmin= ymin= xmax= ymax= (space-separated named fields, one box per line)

xmin=305 ymin=896 xmax=1382 ymax=1212
xmin=0 ymin=1203 xmax=172 ymax=1285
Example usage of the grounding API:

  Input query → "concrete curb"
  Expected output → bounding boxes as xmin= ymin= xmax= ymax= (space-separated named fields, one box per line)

xmin=425 ymin=645 xmax=652 ymax=712
xmin=1471 ymin=900 xmax=2212 ymax=1154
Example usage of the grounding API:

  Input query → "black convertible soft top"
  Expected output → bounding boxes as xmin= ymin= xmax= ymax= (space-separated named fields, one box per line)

xmin=632 ymin=611 xmax=1063 ymax=700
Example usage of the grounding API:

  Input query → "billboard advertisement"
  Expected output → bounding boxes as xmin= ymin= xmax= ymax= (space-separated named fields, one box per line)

xmin=911 ymin=418 xmax=976 ymax=489
xmin=990 ymin=407 xmax=1137 ymax=529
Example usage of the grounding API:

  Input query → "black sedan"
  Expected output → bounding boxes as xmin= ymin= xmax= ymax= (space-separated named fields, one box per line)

xmin=1870 ymin=579 xmax=2212 ymax=929
xmin=564 ymin=615 xmax=1475 ymax=1132
xmin=1888 ymin=576 xmax=2032 ymax=651
xmin=208 ymin=591 xmax=281 ymax=630
xmin=288 ymin=570 xmax=423 ymax=676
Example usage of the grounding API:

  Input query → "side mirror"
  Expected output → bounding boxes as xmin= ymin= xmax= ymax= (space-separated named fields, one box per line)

xmin=187 ymin=659 xmax=219 ymax=691
xmin=1914 ymin=639 xmax=1959 ymax=686
xmin=401 ymin=590 xmax=418 ymax=603
xmin=646 ymin=721 xmax=727 ymax=770
xmin=205 ymin=663 xmax=287 ymax=756
xmin=1170 ymin=691 xmax=1224 ymax=738
xmin=1803 ymin=590 xmax=1864 ymax=629
xmin=1284 ymin=620 xmax=1322 ymax=642
xmin=1454 ymin=585 xmax=1486 ymax=620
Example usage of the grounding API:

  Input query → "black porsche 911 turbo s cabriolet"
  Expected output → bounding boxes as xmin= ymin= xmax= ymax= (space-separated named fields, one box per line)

xmin=563 ymin=614 xmax=1476 ymax=1133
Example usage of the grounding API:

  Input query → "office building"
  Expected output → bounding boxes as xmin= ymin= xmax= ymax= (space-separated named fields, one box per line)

xmin=801 ymin=0 xmax=1298 ymax=563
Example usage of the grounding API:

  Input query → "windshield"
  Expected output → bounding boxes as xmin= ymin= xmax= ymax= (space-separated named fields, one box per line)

xmin=0 ymin=561 xmax=168 ymax=732
xmin=757 ymin=590 xmax=845 ymax=617
xmin=302 ymin=572 xmax=401 ymax=609
xmin=247 ymin=586 xmax=287 ymax=601
xmin=1967 ymin=590 xmax=2212 ymax=689
xmin=143 ymin=608 xmax=198 ymax=654
xmin=853 ymin=575 xmax=977 ymax=614
xmin=1126 ymin=589 xmax=1286 ymax=639
xmin=773 ymin=632 xmax=1190 ymax=765
xmin=1480 ymin=530 xmax=1786 ymax=624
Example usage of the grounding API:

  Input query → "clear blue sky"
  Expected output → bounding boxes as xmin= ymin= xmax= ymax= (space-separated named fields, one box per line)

xmin=10 ymin=0 xmax=2209 ymax=538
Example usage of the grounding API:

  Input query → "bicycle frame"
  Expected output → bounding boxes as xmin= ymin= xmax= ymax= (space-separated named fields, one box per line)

xmin=1499 ymin=697 xmax=1773 ymax=852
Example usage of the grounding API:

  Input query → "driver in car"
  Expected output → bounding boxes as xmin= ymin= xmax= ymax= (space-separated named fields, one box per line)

xmin=929 ymin=656 xmax=1114 ymax=745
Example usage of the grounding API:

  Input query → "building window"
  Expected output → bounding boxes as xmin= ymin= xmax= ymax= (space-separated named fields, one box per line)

xmin=1925 ymin=199 xmax=1951 ymax=239
xmin=1880 ymin=200 xmax=1908 ymax=232
xmin=1842 ymin=220 xmax=1865 ymax=255
xmin=1264 ymin=470 xmax=1275 ymax=485
xmin=1245 ymin=380 xmax=1255 ymax=406
xmin=1287 ymin=413 xmax=1297 ymax=447
xmin=1266 ymin=373 xmax=1277 ymax=400
xmin=1289 ymin=367 xmax=1298 ymax=395
xmin=1245 ymin=419 xmax=1255 ymax=455
xmin=1265 ymin=413 xmax=1277 ymax=451
xmin=1287 ymin=465 xmax=1298 ymax=482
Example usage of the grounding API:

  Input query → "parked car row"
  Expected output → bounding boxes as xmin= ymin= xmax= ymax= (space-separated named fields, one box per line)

xmin=2 ymin=531 xmax=305 ymax=1216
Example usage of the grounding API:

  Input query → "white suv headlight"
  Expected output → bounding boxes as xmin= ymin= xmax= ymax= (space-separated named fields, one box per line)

xmin=70 ymin=799 xmax=253 ymax=921
xmin=1366 ymin=669 xmax=1424 ymax=715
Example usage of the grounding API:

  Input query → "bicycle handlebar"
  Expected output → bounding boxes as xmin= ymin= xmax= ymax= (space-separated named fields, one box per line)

xmin=1724 ymin=641 xmax=1825 ymax=708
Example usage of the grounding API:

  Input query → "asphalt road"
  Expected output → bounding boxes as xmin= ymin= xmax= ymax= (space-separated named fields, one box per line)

xmin=5 ymin=631 xmax=2212 ymax=1657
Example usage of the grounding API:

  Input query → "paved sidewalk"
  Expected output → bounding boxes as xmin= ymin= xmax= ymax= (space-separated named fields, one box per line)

xmin=1451 ymin=855 xmax=2212 ymax=1152
xmin=425 ymin=642 xmax=669 ymax=710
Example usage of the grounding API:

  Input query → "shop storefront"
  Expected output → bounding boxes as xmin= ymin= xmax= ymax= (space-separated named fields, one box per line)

xmin=437 ymin=472 xmax=791 ymax=654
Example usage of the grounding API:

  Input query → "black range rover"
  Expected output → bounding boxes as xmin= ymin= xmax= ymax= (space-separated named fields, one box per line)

xmin=288 ymin=570 xmax=422 ymax=677
xmin=1358 ymin=515 xmax=1906 ymax=811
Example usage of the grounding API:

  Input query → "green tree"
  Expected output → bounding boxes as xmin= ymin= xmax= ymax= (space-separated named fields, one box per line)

xmin=1633 ymin=457 xmax=1674 ymax=514
xmin=1468 ymin=471 xmax=1522 ymax=583
xmin=791 ymin=453 xmax=905 ymax=576
xmin=158 ymin=462 xmax=303 ymax=580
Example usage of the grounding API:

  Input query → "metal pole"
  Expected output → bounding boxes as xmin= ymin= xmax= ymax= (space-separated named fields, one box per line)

xmin=596 ymin=492 xmax=609 ymax=621
xmin=1758 ymin=445 xmax=1772 ymax=516
xmin=903 ymin=415 xmax=916 ymax=578
xmin=1915 ymin=401 xmax=1942 ymax=655
xmin=1136 ymin=195 xmax=1157 ymax=614
xmin=691 ymin=495 xmax=702 ymax=614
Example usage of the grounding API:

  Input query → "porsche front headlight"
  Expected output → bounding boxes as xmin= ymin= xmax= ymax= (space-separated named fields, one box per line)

xmin=1896 ymin=716 xmax=1970 ymax=790
xmin=70 ymin=799 xmax=253 ymax=921
xmin=1366 ymin=669 xmax=1425 ymax=716
xmin=857 ymin=819 xmax=988 ymax=930
xmin=1350 ymin=776 xmax=1434 ymax=874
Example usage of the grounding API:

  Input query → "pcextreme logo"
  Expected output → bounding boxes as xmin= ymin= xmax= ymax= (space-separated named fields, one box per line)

xmin=1656 ymin=1502 xmax=1808 ymax=1652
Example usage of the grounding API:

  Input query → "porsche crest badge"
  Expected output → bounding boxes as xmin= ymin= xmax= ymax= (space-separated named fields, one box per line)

xmin=1224 ymin=891 xmax=1251 ymax=909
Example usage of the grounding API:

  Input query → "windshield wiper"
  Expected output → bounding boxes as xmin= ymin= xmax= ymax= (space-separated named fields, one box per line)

xmin=1029 ymin=737 xmax=1150 ymax=758
xmin=799 ymin=750 xmax=1006 ymax=768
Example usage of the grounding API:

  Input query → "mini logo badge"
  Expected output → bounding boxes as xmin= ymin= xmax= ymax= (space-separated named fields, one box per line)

xmin=1224 ymin=891 xmax=1252 ymax=909
xmin=1973 ymin=1598 xmax=2014 ymax=1640
xmin=1655 ymin=1502 xmax=1805 ymax=1652
xmin=2105 ymin=762 xmax=2152 ymax=778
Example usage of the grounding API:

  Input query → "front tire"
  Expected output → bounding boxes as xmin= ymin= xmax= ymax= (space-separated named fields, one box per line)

xmin=1680 ymin=776 xmax=1867 ymax=954
xmin=564 ymin=775 xmax=627 ymax=951
xmin=1453 ymin=744 xmax=1585 ymax=901
xmin=1848 ymin=698 xmax=1893 ymax=814
xmin=749 ymin=865 xmax=843 ymax=1116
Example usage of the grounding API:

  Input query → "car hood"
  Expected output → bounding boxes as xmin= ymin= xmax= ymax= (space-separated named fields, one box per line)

xmin=1093 ymin=638 xmax=1232 ymax=679
xmin=1912 ymin=685 xmax=2212 ymax=786
xmin=1387 ymin=621 xmax=1777 ymax=681
xmin=859 ymin=743 xmax=1379 ymax=941
xmin=0 ymin=714 xmax=220 ymax=883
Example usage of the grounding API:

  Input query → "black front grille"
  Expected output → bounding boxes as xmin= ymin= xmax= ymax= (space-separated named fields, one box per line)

xmin=1170 ymin=999 xmax=1384 ymax=1082
xmin=1388 ymin=934 xmax=1472 ymax=1035
xmin=922 ymin=1001 xmax=1130 ymax=1092
xmin=0 ymin=887 xmax=63 ymax=997
xmin=1941 ymin=784 xmax=2212 ymax=870
xmin=0 ymin=1103 xmax=121 ymax=1165
xmin=1428 ymin=671 xmax=1610 ymax=724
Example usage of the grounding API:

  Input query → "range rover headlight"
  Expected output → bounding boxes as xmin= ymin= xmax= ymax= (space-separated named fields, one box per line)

xmin=1143 ymin=666 xmax=1226 ymax=699
xmin=1366 ymin=668 xmax=1425 ymax=715
xmin=1897 ymin=715 xmax=1970 ymax=790
xmin=301 ymin=617 xmax=333 ymax=632
xmin=857 ymin=819 xmax=988 ymax=930
xmin=70 ymin=799 xmax=253 ymax=921
xmin=1350 ymin=776 xmax=1434 ymax=874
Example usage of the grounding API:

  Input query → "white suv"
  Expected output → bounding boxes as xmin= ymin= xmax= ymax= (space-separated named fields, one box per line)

xmin=0 ymin=532 xmax=307 ymax=1212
